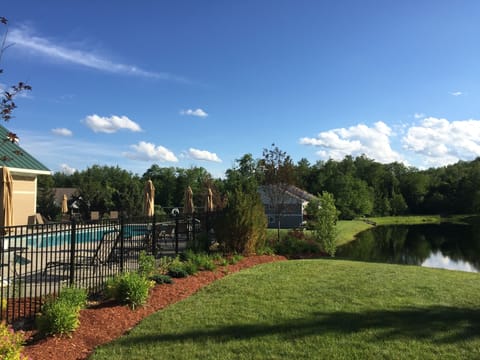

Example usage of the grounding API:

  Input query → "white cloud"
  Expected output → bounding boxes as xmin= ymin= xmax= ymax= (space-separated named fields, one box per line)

xmin=8 ymin=26 xmax=186 ymax=81
xmin=84 ymin=114 xmax=142 ymax=133
xmin=52 ymin=128 xmax=73 ymax=136
xmin=124 ymin=141 xmax=178 ymax=162
xmin=300 ymin=121 xmax=403 ymax=163
xmin=187 ymin=148 xmax=222 ymax=162
xmin=402 ymin=117 xmax=480 ymax=167
xmin=180 ymin=108 xmax=208 ymax=118
xmin=450 ymin=91 xmax=463 ymax=96
xmin=414 ymin=113 xmax=425 ymax=119
xmin=60 ymin=163 xmax=76 ymax=175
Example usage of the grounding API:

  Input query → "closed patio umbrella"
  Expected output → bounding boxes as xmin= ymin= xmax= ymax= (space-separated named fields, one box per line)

xmin=61 ymin=194 xmax=68 ymax=214
xmin=144 ymin=179 xmax=155 ymax=217
xmin=0 ymin=167 xmax=13 ymax=235
xmin=205 ymin=187 xmax=214 ymax=212
xmin=183 ymin=186 xmax=194 ymax=214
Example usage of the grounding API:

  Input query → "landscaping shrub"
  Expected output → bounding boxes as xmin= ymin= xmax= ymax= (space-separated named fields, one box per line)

xmin=0 ymin=322 xmax=27 ymax=360
xmin=210 ymin=253 xmax=228 ymax=266
xmin=214 ymin=188 xmax=267 ymax=255
xmin=149 ymin=274 xmax=174 ymax=285
xmin=138 ymin=251 xmax=156 ymax=277
xmin=36 ymin=286 xmax=88 ymax=336
xmin=183 ymin=250 xmax=217 ymax=271
xmin=36 ymin=297 xmax=81 ymax=336
xmin=229 ymin=253 xmax=244 ymax=264
xmin=274 ymin=229 xmax=321 ymax=256
xmin=183 ymin=260 xmax=199 ymax=275
xmin=156 ymin=256 xmax=174 ymax=275
xmin=57 ymin=286 xmax=88 ymax=310
xmin=105 ymin=272 xmax=154 ymax=309
xmin=167 ymin=266 xmax=189 ymax=278
xmin=165 ymin=256 xmax=191 ymax=278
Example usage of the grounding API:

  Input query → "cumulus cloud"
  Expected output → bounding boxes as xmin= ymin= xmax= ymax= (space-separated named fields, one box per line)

xmin=8 ymin=26 xmax=188 ymax=82
xmin=414 ymin=113 xmax=425 ymax=119
xmin=300 ymin=121 xmax=403 ymax=163
xmin=52 ymin=128 xmax=73 ymax=136
xmin=180 ymin=108 xmax=208 ymax=118
xmin=84 ymin=114 xmax=142 ymax=133
xmin=60 ymin=163 xmax=76 ymax=175
xmin=187 ymin=148 xmax=222 ymax=162
xmin=124 ymin=141 xmax=178 ymax=162
xmin=402 ymin=117 xmax=480 ymax=167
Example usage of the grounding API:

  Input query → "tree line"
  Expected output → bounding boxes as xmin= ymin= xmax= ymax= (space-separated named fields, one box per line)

xmin=37 ymin=149 xmax=480 ymax=221
xmin=295 ymin=155 xmax=480 ymax=219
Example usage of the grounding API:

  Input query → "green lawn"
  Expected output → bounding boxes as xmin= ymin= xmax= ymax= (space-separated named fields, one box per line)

xmin=91 ymin=260 xmax=480 ymax=359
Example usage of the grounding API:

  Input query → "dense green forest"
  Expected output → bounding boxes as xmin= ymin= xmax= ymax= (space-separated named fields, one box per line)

xmin=38 ymin=152 xmax=480 ymax=220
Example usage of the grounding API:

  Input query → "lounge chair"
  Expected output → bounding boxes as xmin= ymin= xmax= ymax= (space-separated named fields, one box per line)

xmin=44 ymin=230 xmax=120 ymax=276
xmin=27 ymin=213 xmax=46 ymax=225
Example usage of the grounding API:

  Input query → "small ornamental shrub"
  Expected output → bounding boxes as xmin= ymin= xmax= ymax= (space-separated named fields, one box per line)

xmin=257 ymin=246 xmax=275 ymax=256
xmin=36 ymin=286 xmax=88 ymax=336
xmin=274 ymin=230 xmax=320 ymax=256
xmin=57 ymin=286 xmax=87 ymax=310
xmin=229 ymin=254 xmax=244 ymax=265
xmin=167 ymin=265 xmax=189 ymax=278
xmin=105 ymin=272 xmax=154 ymax=309
xmin=149 ymin=274 xmax=174 ymax=284
xmin=167 ymin=257 xmax=189 ymax=278
xmin=182 ymin=260 xmax=198 ymax=275
xmin=184 ymin=251 xmax=217 ymax=271
xmin=138 ymin=251 xmax=156 ymax=277
xmin=36 ymin=297 xmax=81 ymax=336
xmin=157 ymin=256 xmax=174 ymax=275
xmin=0 ymin=322 xmax=27 ymax=360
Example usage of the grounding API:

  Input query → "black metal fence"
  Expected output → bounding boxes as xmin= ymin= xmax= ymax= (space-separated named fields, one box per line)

xmin=0 ymin=211 xmax=215 ymax=325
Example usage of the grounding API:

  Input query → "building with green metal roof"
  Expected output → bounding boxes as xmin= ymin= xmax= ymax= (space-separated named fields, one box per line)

xmin=0 ymin=125 xmax=51 ymax=225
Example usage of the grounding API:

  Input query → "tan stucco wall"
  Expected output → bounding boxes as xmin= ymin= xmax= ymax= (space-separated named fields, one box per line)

xmin=12 ymin=174 xmax=37 ymax=226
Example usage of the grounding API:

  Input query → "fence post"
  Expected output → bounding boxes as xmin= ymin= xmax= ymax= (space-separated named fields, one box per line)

xmin=69 ymin=218 xmax=77 ymax=286
xmin=119 ymin=214 xmax=124 ymax=273
xmin=192 ymin=214 xmax=196 ymax=251
xmin=151 ymin=214 xmax=156 ymax=256
xmin=174 ymin=215 xmax=179 ymax=255
xmin=205 ymin=211 xmax=209 ymax=252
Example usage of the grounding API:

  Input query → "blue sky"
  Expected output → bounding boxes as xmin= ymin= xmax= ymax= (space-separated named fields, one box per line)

xmin=3 ymin=1 xmax=480 ymax=178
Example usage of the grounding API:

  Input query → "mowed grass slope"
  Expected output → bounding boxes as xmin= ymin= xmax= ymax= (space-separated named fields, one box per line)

xmin=91 ymin=260 xmax=480 ymax=360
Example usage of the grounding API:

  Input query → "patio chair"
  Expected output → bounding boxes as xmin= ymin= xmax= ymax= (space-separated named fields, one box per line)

xmin=44 ymin=230 xmax=121 ymax=277
xmin=158 ymin=223 xmax=176 ymax=249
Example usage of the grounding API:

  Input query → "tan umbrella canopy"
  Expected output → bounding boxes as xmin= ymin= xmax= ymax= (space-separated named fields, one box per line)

xmin=0 ymin=167 xmax=13 ymax=231
xmin=61 ymin=194 xmax=69 ymax=214
xmin=205 ymin=187 xmax=214 ymax=212
xmin=144 ymin=179 xmax=155 ymax=217
xmin=183 ymin=186 xmax=194 ymax=214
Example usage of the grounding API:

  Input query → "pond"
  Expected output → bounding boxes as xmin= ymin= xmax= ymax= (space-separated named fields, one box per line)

xmin=336 ymin=223 xmax=480 ymax=273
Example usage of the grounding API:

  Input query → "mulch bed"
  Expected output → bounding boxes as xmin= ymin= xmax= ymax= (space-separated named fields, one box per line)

xmin=22 ymin=255 xmax=286 ymax=360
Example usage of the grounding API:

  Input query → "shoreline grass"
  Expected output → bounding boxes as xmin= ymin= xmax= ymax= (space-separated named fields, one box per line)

xmin=268 ymin=215 xmax=453 ymax=249
xmin=91 ymin=260 xmax=480 ymax=360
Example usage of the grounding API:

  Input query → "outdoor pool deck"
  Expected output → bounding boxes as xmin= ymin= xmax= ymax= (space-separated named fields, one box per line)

xmin=0 ymin=226 xmax=189 ymax=299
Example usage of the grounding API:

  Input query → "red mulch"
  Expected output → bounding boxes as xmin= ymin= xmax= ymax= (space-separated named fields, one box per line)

xmin=22 ymin=255 xmax=286 ymax=360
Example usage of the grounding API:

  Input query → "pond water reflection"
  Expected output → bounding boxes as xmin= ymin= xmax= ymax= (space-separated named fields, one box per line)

xmin=336 ymin=223 xmax=480 ymax=272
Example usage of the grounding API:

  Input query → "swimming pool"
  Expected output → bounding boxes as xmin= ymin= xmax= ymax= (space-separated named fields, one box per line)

xmin=6 ymin=224 xmax=150 ymax=249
